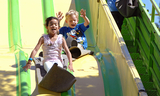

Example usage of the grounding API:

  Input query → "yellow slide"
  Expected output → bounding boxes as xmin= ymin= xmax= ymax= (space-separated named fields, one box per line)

xmin=0 ymin=0 xmax=146 ymax=96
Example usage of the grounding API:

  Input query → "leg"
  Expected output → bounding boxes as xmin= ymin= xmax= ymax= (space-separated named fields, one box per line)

xmin=44 ymin=61 xmax=53 ymax=73
xmin=44 ymin=60 xmax=63 ymax=73
xmin=62 ymin=54 xmax=68 ymax=69
xmin=77 ymin=44 xmax=94 ymax=55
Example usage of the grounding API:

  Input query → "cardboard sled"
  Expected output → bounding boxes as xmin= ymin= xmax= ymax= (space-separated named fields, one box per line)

xmin=33 ymin=57 xmax=76 ymax=93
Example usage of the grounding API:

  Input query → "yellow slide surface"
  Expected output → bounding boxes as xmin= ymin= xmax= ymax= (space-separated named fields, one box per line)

xmin=0 ymin=0 xmax=145 ymax=96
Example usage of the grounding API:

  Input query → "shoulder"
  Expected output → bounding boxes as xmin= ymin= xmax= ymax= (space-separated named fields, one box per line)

xmin=77 ymin=23 xmax=89 ymax=28
xmin=76 ymin=23 xmax=89 ymax=31
xmin=42 ymin=34 xmax=48 ymax=40
xmin=58 ymin=34 xmax=63 ymax=41
xmin=59 ymin=26 xmax=68 ymax=34
xmin=42 ymin=34 xmax=48 ymax=38
xmin=77 ymin=23 xmax=83 ymax=26
xmin=37 ymin=35 xmax=44 ymax=44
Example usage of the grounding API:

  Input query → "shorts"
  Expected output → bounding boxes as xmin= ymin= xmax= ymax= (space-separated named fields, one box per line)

xmin=44 ymin=60 xmax=63 ymax=73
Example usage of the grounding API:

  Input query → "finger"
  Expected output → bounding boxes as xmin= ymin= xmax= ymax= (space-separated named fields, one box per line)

xmin=84 ymin=10 xmax=86 ymax=14
xmin=23 ymin=66 xmax=26 ymax=69
xmin=58 ymin=12 xmax=61 ymax=16
xmin=69 ymin=67 xmax=74 ymax=72
xmin=59 ymin=12 xmax=62 ymax=16
xmin=60 ymin=12 xmax=63 ymax=16
xmin=80 ymin=9 xmax=83 ymax=13
xmin=61 ymin=16 xmax=64 ymax=19
xmin=82 ymin=9 xmax=85 ymax=13
xmin=68 ymin=66 xmax=71 ymax=71
xmin=22 ymin=67 xmax=27 ymax=71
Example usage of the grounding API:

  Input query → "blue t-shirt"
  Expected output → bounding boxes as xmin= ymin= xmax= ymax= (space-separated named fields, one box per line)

xmin=59 ymin=23 xmax=89 ymax=49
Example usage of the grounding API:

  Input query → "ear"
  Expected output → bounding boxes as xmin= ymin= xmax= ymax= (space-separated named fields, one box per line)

xmin=58 ymin=26 xmax=60 ymax=29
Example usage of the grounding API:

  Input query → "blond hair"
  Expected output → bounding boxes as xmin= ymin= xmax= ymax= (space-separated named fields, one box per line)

xmin=65 ymin=9 xmax=79 ymax=20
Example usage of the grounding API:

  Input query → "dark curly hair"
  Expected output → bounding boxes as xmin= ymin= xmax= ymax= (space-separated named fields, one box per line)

xmin=44 ymin=16 xmax=60 ymax=27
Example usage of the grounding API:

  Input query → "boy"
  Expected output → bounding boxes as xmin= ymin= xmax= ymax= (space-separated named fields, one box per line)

xmin=58 ymin=9 xmax=93 ymax=55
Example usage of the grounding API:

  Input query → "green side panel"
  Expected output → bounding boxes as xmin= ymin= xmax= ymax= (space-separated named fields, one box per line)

xmin=61 ymin=85 xmax=76 ymax=96
xmin=41 ymin=0 xmax=55 ymax=34
xmin=74 ymin=0 xmax=97 ymax=50
xmin=8 ymin=0 xmax=22 ymax=52
xmin=15 ymin=50 xmax=31 ymax=96
xmin=96 ymin=52 xmax=123 ymax=96
xmin=8 ymin=0 xmax=31 ymax=95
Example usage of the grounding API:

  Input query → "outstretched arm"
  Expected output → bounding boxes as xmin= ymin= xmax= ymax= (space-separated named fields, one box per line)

xmin=62 ymin=37 xmax=74 ymax=72
xmin=23 ymin=36 xmax=44 ymax=71
xmin=80 ymin=9 xmax=90 ymax=27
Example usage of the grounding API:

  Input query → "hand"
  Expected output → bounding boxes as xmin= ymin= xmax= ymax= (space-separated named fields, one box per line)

xmin=23 ymin=63 xmax=31 ymax=71
xmin=56 ymin=11 xmax=64 ymax=21
xmin=80 ymin=9 xmax=86 ymax=18
xmin=68 ymin=64 xmax=74 ymax=72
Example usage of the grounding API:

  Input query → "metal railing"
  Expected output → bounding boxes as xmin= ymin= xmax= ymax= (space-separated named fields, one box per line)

xmin=150 ymin=0 xmax=160 ymax=22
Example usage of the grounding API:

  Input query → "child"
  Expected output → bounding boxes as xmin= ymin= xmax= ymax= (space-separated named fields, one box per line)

xmin=23 ymin=17 xmax=74 ymax=72
xmin=58 ymin=9 xmax=93 ymax=55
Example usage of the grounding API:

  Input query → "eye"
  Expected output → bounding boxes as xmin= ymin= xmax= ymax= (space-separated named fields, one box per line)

xmin=49 ymin=23 xmax=53 ymax=26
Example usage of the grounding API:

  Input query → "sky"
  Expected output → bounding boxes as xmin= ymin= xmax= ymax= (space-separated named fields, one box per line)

xmin=141 ymin=0 xmax=160 ymax=25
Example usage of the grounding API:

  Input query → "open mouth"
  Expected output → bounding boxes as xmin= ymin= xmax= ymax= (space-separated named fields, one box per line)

xmin=52 ymin=29 xmax=56 ymax=30
xmin=71 ymin=24 xmax=76 ymax=27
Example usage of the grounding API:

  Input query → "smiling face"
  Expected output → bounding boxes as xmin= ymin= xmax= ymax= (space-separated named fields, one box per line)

xmin=66 ymin=14 xmax=78 ymax=28
xmin=46 ymin=19 xmax=60 ymax=36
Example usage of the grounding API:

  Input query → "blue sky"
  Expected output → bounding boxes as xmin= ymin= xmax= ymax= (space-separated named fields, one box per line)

xmin=141 ymin=0 xmax=160 ymax=25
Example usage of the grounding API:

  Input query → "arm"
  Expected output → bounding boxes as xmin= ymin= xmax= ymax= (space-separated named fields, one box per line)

xmin=62 ymin=37 xmax=74 ymax=72
xmin=80 ymin=9 xmax=90 ymax=27
xmin=23 ymin=36 xmax=44 ymax=71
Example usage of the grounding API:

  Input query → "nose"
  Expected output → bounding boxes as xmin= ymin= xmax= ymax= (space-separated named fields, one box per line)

xmin=52 ymin=24 xmax=56 ymax=27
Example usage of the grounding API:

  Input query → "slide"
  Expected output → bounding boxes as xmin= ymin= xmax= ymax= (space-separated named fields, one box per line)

xmin=0 ymin=0 xmax=147 ymax=96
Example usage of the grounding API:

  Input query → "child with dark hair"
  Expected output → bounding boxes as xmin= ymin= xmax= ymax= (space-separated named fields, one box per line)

xmin=23 ymin=17 xmax=74 ymax=72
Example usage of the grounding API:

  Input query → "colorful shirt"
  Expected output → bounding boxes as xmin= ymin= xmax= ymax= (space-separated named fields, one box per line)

xmin=59 ymin=23 xmax=89 ymax=49
xmin=42 ymin=34 xmax=63 ymax=65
